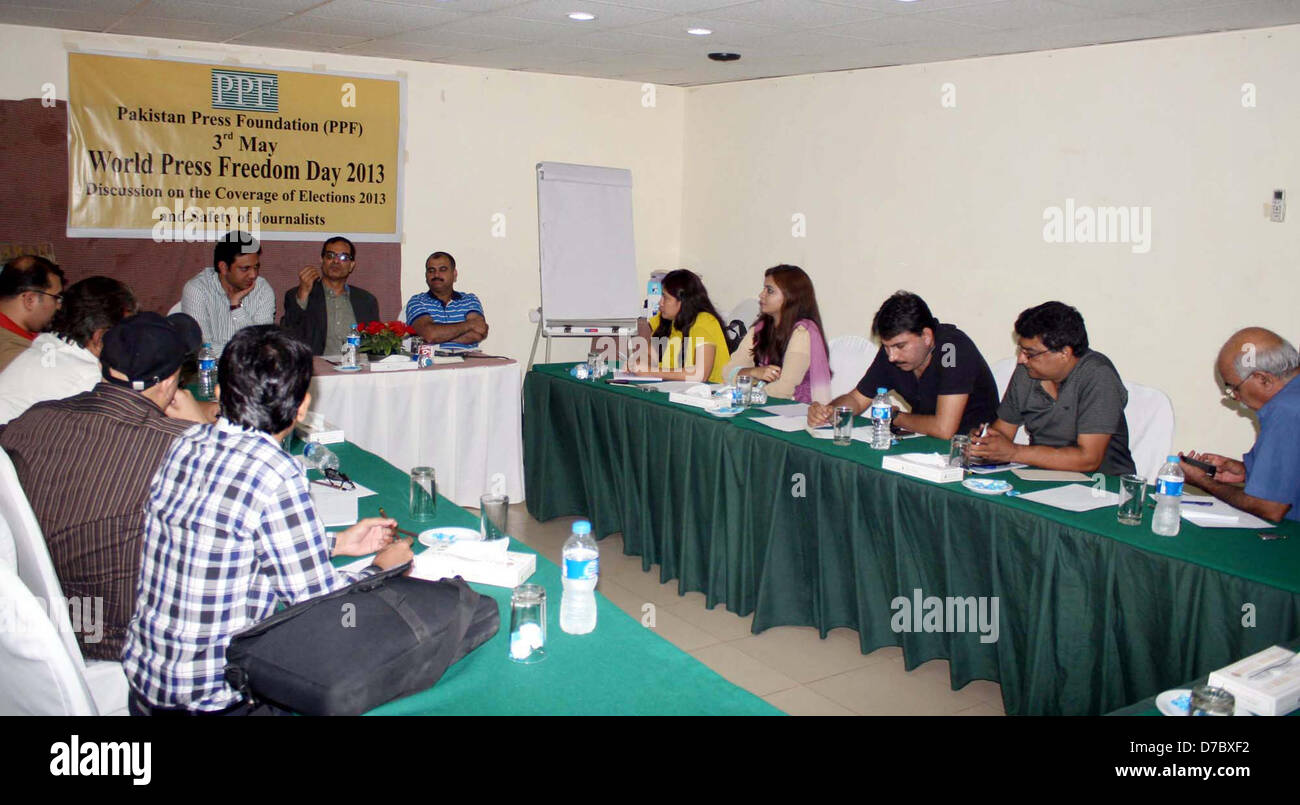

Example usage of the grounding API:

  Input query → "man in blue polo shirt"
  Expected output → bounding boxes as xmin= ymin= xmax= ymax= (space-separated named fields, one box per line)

xmin=1181 ymin=327 xmax=1300 ymax=523
xmin=403 ymin=251 xmax=488 ymax=349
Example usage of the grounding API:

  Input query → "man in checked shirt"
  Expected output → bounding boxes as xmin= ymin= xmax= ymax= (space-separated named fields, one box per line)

xmin=122 ymin=326 xmax=412 ymax=716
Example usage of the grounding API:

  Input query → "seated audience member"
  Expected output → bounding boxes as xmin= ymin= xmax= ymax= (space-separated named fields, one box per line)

xmin=722 ymin=264 xmax=830 ymax=403
xmin=122 ymin=326 xmax=413 ymax=716
xmin=628 ymin=269 xmax=731 ymax=383
xmin=404 ymin=251 xmax=488 ymax=349
xmin=808 ymin=291 xmax=998 ymax=439
xmin=180 ymin=231 xmax=274 ymax=356
xmin=969 ymin=301 xmax=1135 ymax=475
xmin=0 ymin=255 xmax=65 ymax=372
xmin=281 ymin=236 xmax=380 ymax=356
xmin=0 ymin=276 xmax=137 ymax=424
xmin=0 ymin=312 xmax=213 ymax=660
xmin=1180 ymin=328 xmax=1300 ymax=522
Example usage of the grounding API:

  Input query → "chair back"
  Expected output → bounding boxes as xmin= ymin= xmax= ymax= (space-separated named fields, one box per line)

xmin=828 ymin=336 xmax=878 ymax=398
xmin=0 ymin=561 xmax=98 ymax=715
xmin=1124 ymin=382 xmax=1176 ymax=481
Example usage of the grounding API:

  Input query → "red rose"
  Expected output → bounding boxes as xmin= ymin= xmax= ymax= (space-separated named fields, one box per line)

xmin=365 ymin=321 xmax=384 ymax=335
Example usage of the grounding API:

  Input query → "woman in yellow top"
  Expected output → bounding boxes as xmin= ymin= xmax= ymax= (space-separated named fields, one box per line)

xmin=629 ymin=269 xmax=731 ymax=383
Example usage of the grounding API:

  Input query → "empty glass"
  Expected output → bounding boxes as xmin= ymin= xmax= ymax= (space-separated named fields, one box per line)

xmin=1117 ymin=474 xmax=1146 ymax=525
xmin=949 ymin=435 xmax=971 ymax=468
xmin=409 ymin=466 xmax=437 ymax=523
xmin=480 ymin=493 xmax=509 ymax=542
xmin=736 ymin=374 xmax=754 ymax=407
xmin=833 ymin=406 xmax=854 ymax=446
xmin=1189 ymin=685 xmax=1234 ymax=716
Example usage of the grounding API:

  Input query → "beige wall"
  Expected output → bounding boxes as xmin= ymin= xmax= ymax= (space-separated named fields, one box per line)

xmin=3 ymin=21 xmax=1297 ymax=459
xmin=0 ymin=23 xmax=685 ymax=367
xmin=681 ymin=25 xmax=1300 ymax=461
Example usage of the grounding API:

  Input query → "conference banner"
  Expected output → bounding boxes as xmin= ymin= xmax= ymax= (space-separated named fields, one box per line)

xmin=67 ymin=52 xmax=404 ymax=241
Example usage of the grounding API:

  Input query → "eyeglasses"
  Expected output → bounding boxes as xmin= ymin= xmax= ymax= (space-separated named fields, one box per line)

xmin=1016 ymin=345 xmax=1056 ymax=360
xmin=323 ymin=251 xmax=354 ymax=263
xmin=1223 ymin=372 xmax=1258 ymax=401
xmin=312 ymin=467 xmax=355 ymax=491
xmin=28 ymin=290 xmax=63 ymax=303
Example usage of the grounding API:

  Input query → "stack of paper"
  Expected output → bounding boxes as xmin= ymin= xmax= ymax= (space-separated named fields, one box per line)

xmin=881 ymin=453 xmax=963 ymax=484
xmin=751 ymin=416 xmax=807 ymax=433
xmin=412 ymin=546 xmax=537 ymax=588
xmin=369 ymin=355 xmax=420 ymax=372
xmin=295 ymin=411 xmax=344 ymax=444
xmin=1180 ymin=497 xmax=1275 ymax=529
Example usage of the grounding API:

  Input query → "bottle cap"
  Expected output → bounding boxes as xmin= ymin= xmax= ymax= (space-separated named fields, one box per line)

xmin=573 ymin=520 xmax=592 ymax=535
xmin=877 ymin=387 xmax=888 ymax=394
xmin=1167 ymin=455 xmax=1179 ymax=462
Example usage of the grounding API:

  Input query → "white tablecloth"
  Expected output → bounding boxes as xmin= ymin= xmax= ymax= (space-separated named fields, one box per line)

xmin=307 ymin=357 xmax=525 ymax=507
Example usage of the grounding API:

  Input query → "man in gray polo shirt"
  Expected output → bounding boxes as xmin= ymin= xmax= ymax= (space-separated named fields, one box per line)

xmin=969 ymin=301 xmax=1135 ymax=476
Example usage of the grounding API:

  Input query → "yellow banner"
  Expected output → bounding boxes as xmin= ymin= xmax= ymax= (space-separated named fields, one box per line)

xmin=67 ymin=53 xmax=402 ymax=240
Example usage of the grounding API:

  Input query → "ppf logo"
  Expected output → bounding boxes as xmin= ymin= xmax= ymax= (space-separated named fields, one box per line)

xmin=890 ymin=588 xmax=999 ymax=644
xmin=1042 ymin=198 xmax=1151 ymax=254
xmin=50 ymin=735 xmax=151 ymax=786
xmin=211 ymin=69 xmax=278 ymax=113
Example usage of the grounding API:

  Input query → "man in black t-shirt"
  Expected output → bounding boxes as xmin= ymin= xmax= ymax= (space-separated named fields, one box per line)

xmin=808 ymin=292 xmax=999 ymax=439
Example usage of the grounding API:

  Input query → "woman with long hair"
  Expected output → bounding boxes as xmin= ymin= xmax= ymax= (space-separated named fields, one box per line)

xmin=629 ymin=269 xmax=731 ymax=383
xmin=722 ymin=264 xmax=831 ymax=403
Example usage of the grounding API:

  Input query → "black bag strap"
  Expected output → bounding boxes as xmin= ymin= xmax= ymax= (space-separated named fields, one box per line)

xmin=414 ymin=577 xmax=478 ymax=686
xmin=231 ymin=562 xmax=412 ymax=640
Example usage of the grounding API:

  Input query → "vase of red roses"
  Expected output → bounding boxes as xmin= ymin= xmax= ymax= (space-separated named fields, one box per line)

xmin=358 ymin=320 xmax=415 ymax=357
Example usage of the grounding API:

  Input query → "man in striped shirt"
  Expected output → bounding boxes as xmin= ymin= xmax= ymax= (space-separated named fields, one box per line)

xmin=0 ymin=311 xmax=211 ymax=661
xmin=180 ymin=231 xmax=275 ymax=356
xmin=404 ymin=251 xmax=488 ymax=350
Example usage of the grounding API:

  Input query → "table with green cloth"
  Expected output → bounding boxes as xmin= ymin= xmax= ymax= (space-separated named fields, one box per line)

xmin=523 ymin=363 xmax=1300 ymax=715
xmin=314 ymin=439 xmax=780 ymax=715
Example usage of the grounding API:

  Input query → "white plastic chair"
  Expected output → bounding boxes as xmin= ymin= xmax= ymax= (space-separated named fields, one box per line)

xmin=0 ymin=560 xmax=99 ymax=715
xmin=990 ymin=357 xmax=1029 ymax=444
xmin=725 ymin=298 xmax=759 ymax=330
xmin=0 ymin=449 xmax=129 ymax=715
xmin=167 ymin=300 xmax=182 ymax=316
xmin=828 ymin=335 xmax=878 ymax=398
xmin=1124 ymin=382 xmax=1176 ymax=481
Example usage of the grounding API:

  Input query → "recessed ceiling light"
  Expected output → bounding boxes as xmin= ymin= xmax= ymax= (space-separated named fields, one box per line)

xmin=687 ymin=28 xmax=712 ymax=36
xmin=707 ymin=52 xmax=740 ymax=61
xmin=567 ymin=12 xmax=596 ymax=21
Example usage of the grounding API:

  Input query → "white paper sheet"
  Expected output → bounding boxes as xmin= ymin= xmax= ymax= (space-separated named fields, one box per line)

xmin=612 ymin=371 xmax=662 ymax=382
xmin=1180 ymin=497 xmax=1276 ymax=529
xmin=760 ymin=403 xmax=809 ymax=417
xmin=966 ymin=462 xmax=1029 ymax=475
xmin=751 ymin=416 xmax=809 ymax=433
xmin=652 ymin=381 xmax=707 ymax=394
xmin=1011 ymin=468 xmax=1093 ymax=482
xmin=1019 ymin=484 xmax=1120 ymax=512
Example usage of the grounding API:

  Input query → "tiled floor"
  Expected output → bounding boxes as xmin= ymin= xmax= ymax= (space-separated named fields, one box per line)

xmin=499 ymin=503 xmax=1005 ymax=716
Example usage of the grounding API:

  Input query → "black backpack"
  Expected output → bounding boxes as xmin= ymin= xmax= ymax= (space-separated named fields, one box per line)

xmin=225 ymin=565 xmax=499 ymax=715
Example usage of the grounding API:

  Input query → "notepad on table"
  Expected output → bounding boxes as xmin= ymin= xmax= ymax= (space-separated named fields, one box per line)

xmin=1018 ymin=484 xmax=1119 ymax=512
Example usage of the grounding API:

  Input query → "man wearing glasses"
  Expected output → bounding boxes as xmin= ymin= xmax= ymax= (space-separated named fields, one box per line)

xmin=0 ymin=255 xmax=64 ymax=373
xmin=1180 ymin=328 xmax=1299 ymax=523
xmin=281 ymin=235 xmax=380 ymax=356
xmin=969 ymin=301 xmax=1136 ymax=476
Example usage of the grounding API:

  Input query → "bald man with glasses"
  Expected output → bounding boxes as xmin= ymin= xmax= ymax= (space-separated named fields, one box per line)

xmin=1181 ymin=328 xmax=1300 ymax=523
xmin=281 ymin=235 xmax=380 ymax=356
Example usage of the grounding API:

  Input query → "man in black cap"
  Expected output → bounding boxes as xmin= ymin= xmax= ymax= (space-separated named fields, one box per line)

xmin=0 ymin=312 xmax=215 ymax=661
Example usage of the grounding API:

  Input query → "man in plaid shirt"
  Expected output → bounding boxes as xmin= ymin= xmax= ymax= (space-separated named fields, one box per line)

xmin=122 ymin=326 xmax=412 ymax=715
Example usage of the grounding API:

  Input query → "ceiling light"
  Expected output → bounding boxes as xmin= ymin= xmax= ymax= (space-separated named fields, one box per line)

xmin=707 ymin=52 xmax=740 ymax=61
xmin=687 ymin=28 xmax=712 ymax=36
xmin=567 ymin=12 xmax=596 ymax=21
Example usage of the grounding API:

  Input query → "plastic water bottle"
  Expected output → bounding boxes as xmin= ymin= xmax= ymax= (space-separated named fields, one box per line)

xmin=1152 ymin=455 xmax=1184 ymax=537
xmin=341 ymin=325 xmax=360 ymax=369
xmin=197 ymin=342 xmax=217 ymax=400
xmin=560 ymin=520 xmax=599 ymax=635
xmin=870 ymin=387 xmax=892 ymax=450
xmin=302 ymin=441 xmax=339 ymax=472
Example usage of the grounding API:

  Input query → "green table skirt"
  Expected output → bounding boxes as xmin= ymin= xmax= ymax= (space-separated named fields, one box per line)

xmin=523 ymin=363 xmax=1300 ymax=715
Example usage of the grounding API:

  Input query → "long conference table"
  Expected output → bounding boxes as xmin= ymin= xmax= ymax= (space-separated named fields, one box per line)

xmin=522 ymin=362 xmax=1300 ymax=716
xmin=315 ymin=438 xmax=778 ymax=715
xmin=307 ymin=356 xmax=526 ymax=508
